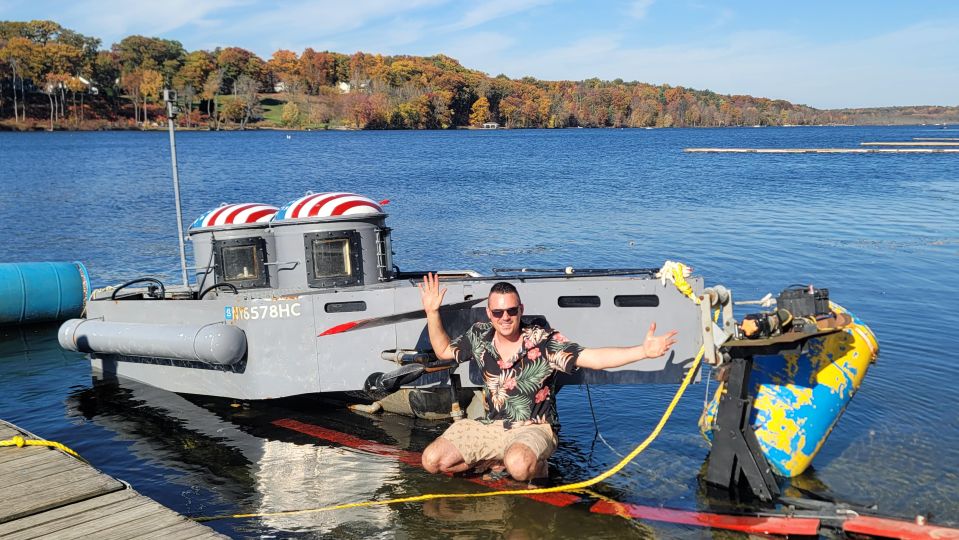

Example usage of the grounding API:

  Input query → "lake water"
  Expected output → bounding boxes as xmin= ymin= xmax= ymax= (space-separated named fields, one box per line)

xmin=1 ymin=126 xmax=957 ymax=538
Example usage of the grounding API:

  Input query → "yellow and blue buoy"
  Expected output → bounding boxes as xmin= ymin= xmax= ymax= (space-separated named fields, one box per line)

xmin=700 ymin=303 xmax=879 ymax=477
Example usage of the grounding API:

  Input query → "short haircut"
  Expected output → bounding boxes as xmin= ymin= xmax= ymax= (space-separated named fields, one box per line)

xmin=489 ymin=281 xmax=519 ymax=298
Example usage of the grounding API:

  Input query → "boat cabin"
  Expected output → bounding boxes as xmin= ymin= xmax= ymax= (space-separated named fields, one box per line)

xmin=188 ymin=192 xmax=393 ymax=294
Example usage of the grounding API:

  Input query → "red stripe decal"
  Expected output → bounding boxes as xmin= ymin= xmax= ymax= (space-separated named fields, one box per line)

xmin=205 ymin=205 xmax=234 ymax=227
xmin=271 ymin=418 xmax=580 ymax=507
xmin=224 ymin=203 xmax=257 ymax=224
xmin=330 ymin=200 xmax=381 ymax=216
xmin=246 ymin=208 xmax=277 ymax=223
xmin=306 ymin=194 xmax=350 ymax=217
xmin=590 ymin=500 xmax=821 ymax=535
xmin=318 ymin=320 xmax=362 ymax=336
xmin=842 ymin=516 xmax=959 ymax=539
xmin=289 ymin=193 xmax=326 ymax=219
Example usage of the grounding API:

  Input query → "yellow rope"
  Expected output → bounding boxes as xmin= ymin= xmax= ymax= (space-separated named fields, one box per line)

xmin=657 ymin=261 xmax=699 ymax=304
xmin=0 ymin=435 xmax=85 ymax=462
xmin=196 ymin=346 xmax=704 ymax=522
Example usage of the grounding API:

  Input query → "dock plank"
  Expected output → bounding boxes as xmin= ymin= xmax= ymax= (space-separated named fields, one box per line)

xmin=0 ymin=447 xmax=63 ymax=469
xmin=5 ymin=456 xmax=88 ymax=487
xmin=49 ymin=498 xmax=182 ymax=540
xmin=165 ymin=524 xmax=230 ymax=540
xmin=0 ymin=492 xmax=145 ymax=540
xmin=1 ymin=466 xmax=124 ymax=523
xmin=0 ymin=420 xmax=227 ymax=539
xmin=97 ymin=507 xmax=216 ymax=540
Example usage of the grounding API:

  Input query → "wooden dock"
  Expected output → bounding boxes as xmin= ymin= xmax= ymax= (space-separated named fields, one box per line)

xmin=684 ymin=148 xmax=959 ymax=153
xmin=0 ymin=422 xmax=226 ymax=539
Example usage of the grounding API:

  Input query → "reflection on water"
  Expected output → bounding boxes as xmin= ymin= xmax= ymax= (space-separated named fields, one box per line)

xmin=2 ymin=126 xmax=959 ymax=537
xmin=66 ymin=372 xmax=672 ymax=538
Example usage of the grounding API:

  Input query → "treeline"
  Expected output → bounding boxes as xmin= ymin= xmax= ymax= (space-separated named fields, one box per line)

xmin=2 ymin=19 xmax=957 ymax=131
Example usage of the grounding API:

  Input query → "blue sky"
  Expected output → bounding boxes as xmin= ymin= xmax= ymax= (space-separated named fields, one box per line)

xmin=2 ymin=0 xmax=957 ymax=109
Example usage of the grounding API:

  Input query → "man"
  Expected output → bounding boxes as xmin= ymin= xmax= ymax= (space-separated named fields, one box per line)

xmin=418 ymin=273 xmax=678 ymax=484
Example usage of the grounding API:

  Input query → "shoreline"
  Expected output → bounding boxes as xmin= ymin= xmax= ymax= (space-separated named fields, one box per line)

xmin=1 ymin=122 xmax=954 ymax=133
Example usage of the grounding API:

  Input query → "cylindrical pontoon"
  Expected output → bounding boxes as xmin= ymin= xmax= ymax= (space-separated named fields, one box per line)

xmin=0 ymin=261 xmax=90 ymax=325
xmin=58 ymin=319 xmax=247 ymax=365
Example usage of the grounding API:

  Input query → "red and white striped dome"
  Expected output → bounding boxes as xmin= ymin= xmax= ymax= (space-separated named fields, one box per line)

xmin=275 ymin=192 xmax=384 ymax=221
xmin=189 ymin=203 xmax=279 ymax=230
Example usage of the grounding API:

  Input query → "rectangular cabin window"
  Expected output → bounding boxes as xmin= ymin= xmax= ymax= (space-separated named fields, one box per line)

xmin=221 ymin=245 xmax=261 ymax=281
xmin=213 ymin=237 xmax=270 ymax=290
xmin=311 ymin=238 xmax=352 ymax=278
xmin=304 ymin=230 xmax=363 ymax=288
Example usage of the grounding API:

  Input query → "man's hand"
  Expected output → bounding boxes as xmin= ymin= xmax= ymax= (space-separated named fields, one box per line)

xmin=642 ymin=322 xmax=678 ymax=358
xmin=418 ymin=273 xmax=455 ymax=361
xmin=575 ymin=321 xmax=679 ymax=370
xmin=418 ymin=272 xmax=447 ymax=314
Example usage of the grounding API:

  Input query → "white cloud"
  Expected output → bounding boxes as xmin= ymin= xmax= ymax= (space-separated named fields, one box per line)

xmin=58 ymin=0 xmax=246 ymax=45
xmin=627 ymin=0 xmax=654 ymax=20
xmin=442 ymin=32 xmax=516 ymax=74
xmin=441 ymin=0 xmax=553 ymax=32
xmin=480 ymin=21 xmax=959 ymax=108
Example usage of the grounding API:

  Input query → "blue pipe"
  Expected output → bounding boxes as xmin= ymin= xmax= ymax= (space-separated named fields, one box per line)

xmin=0 ymin=262 xmax=90 ymax=325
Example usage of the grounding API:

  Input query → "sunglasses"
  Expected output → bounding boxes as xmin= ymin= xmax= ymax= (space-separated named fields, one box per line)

xmin=490 ymin=306 xmax=521 ymax=318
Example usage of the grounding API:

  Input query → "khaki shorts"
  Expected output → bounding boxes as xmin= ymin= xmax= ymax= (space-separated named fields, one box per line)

xmin=440 ymin=419 xmax=558 ymax=466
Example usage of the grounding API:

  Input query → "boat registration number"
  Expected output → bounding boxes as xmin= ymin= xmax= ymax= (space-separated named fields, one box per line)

xmin=225 ymin=303 xmax=302 ymax=321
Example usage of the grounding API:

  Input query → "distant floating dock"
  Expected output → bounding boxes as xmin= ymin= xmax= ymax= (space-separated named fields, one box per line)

xmin=0 ymin=421 xmax=226 ymax=539
xmin=914 ymin=137 xmax=959 ymax=141
xmin=684 ymin=148 xmax=959 ymax=153
xmin=861 ymin=141 xmax=959 ymax=146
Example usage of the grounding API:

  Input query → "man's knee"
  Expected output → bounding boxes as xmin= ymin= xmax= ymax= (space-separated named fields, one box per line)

xmin=422 ymin=437 xmax=465 ymax=474
xmin=503 ymin=443 xmax=538 ymax=481
xmin=422 ymin=441 xmax=442 ymax=473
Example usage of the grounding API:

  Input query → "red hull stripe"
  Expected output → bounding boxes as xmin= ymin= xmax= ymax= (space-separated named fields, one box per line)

xmin=274 ymin=418 xmax=422 ymax=466
xmin=269 ymin=418 xmax=959 ymax=537
xmin=317 ymin=321 xmax=362 ymax=336
xmin=331 ymin=200 xmax=382 ymax=216
xmin=271 ymin=418 xmax=580 ymax=507
xmin=590 ymin=500 xmax=820 ymax=535
xmin=842 ymin=516 xmax=959 ymax=540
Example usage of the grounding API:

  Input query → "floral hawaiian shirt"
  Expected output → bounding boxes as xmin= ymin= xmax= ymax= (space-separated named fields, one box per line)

xmin=449 ymin=322 xmax=584 ymax=429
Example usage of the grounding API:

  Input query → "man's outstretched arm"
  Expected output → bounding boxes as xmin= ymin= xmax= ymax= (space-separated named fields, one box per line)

xmin=575 ymin=322 xmax=678 ymax=370
xmin=419 ymin=272 xmax=457 ymax=361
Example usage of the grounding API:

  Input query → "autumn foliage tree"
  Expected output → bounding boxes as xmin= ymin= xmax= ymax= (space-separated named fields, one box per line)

xmin=4 ymin=19 xmax=957 ymax=130
xmin=469 ymin=96 xmax=490 ymax=126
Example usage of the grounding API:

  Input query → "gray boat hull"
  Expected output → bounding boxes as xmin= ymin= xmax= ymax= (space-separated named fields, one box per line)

xmin=69 ymin=273 xmax=705 ymax=399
